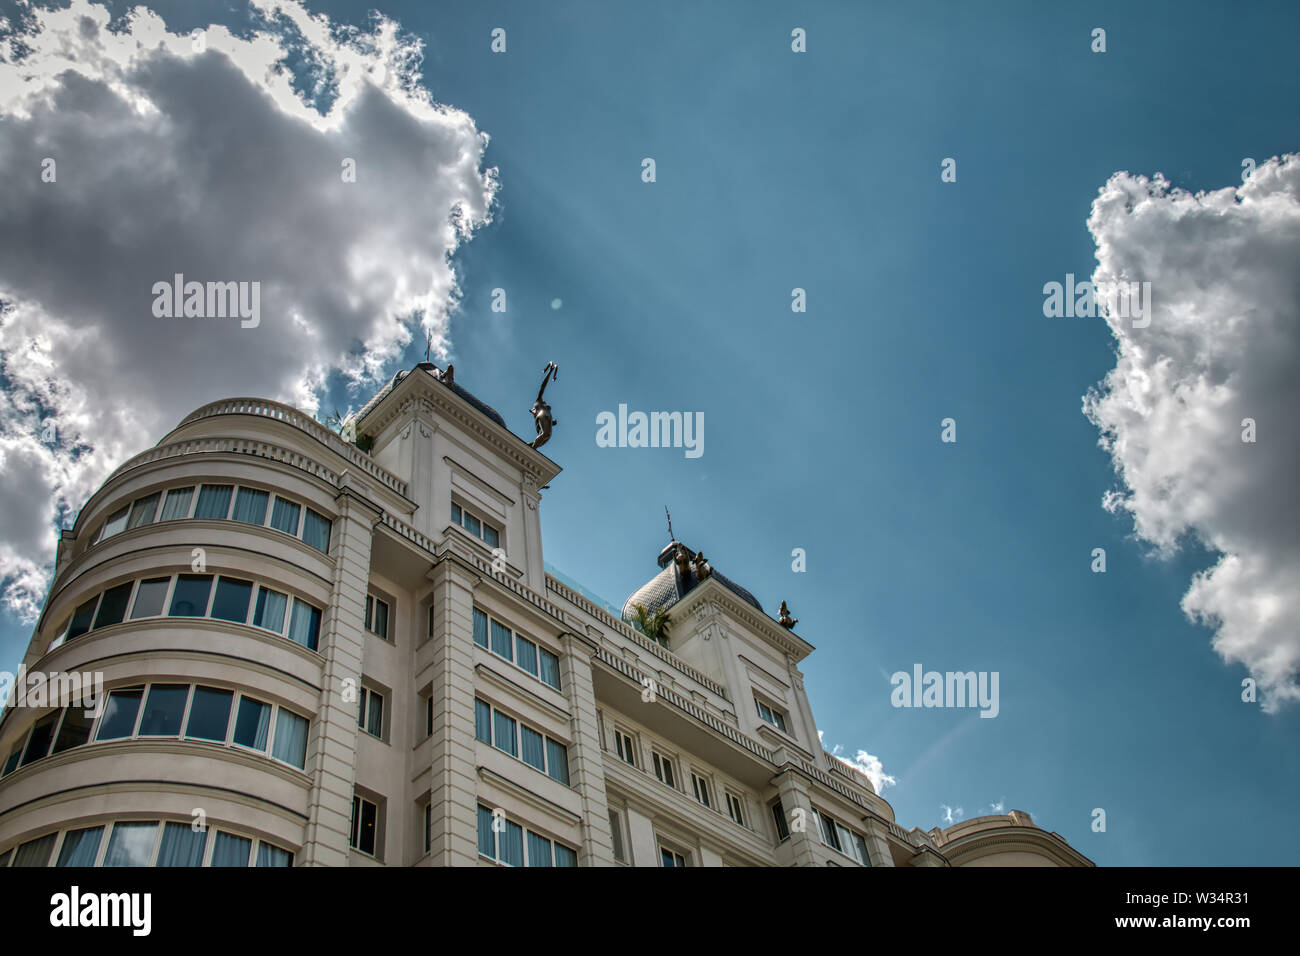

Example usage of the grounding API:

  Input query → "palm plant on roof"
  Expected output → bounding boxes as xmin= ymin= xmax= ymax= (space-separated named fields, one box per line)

xmin=629 ymin=603 xmax=671 ymax=649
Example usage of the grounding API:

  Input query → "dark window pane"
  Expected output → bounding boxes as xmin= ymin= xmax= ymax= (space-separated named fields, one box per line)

xmin=477 ymin=805 xmax=494 ymax=857
xmin=138 ymin=684 xmax=189 ymax=736
xmin=493 ymin=711 xmax=517 ymax=757
xmin=96 ymin=689 xmax=143 ymax=740
xmin=269 ymin=497 xmax=300 ymax=535
xmin=372 ymin=600 xmax=388 ymax=640
xmin=539 ymin=649 xmax=561 ymax=690
xmin=66 ymin=596 xmax=99 ymax=640
xmin=52 ymin=707 xmax=94 ymax=753
xmin=527 ymin=830 xmax=552 ymax=867
xmin=20 ymin=712 xmax=58 ymax=766
xmin=355 ymin=800 xmax=377 ymax=855
xmin=127 ymin=493 xmax=159 ymax=530
xmin=366 ymin=693 xmax=383 ymax=737
xmin=500 ymin=821 xmax=523 ymax=866
xmin=521 ymin=726 xmax=545 ymax=771
xmin=184 ymin=686 xmax=233 ymax=741
xmin=554 ymin=843 xmax=577 ymax=867
xmin=474 ymin=699 xmax=491 ymax=743
xmin=253 ymin=588 xmax=288 ymax=633
xmin=231 ymin=487 xmax=269 ymax=525
xmin=13 ymin=834 xmax=57 ymax=867
xmin=159 ymin=487 xmax=193 ymax=521
xmin=464 ymin=513 xmax=480 ymax=536
xmin=232 ymin=696 xmax=270 ymax=750
xmin=92 ymin=582 xmax=134 ymax=629
xmin=157 ymin=822 xmax=206 ymax=866
xmin=256 ymin=843 xmax=293 ymax=867
xmin=472 ymin=608 xmax=488 ymax=648
xmin=490 ymin=619 xmax=512 ymax=658
xmin=211 ymin=832 xmax=251 ymax=867
xmin=546 ymin=738 xmax=570 ymax=786
xmin=302 ymin=509 xmax=331 ymax=552
xmin=98 ymin=506 xmax=129 ymax=541
xmin=451 ymin=503 xmax=462 ymax=526
xmin=194 ymin=485 xmax=233 ymax=520
xmin=168 ymin=574 xmax=212 ymax=617
xmin=515 ymin=636 xmax=538 ymax=676
xmin=130 ymin=577 xmax=171 ymax=619
xmin=209 ymin=577 xmax=253 ymax=623
xmin=483 ymin=524 xmax=499 ymax=549
xmin=56 ymin=826 xmax=104 ymax=866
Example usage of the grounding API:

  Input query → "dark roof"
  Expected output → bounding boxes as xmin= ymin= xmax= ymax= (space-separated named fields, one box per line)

xmin=353 ymin=364 xmax=508 ymax=432
xmin=621 ymin=542 xmax=764 ymax=623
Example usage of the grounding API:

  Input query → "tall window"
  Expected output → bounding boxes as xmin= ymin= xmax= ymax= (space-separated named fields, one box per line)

xmin=451 ymin=501 xmax=500 ymax=549
xmin=609 ymin=811 xmax=627 ymax=863
xmin=471 ymin=607 xmax=561 ymax=691
xmin=349 ymin=794 xmax=379 ymax=857
xmin=614 ymin=729 xmax=637 ymax=768
xmin=690 ymin=771 xmax=713 ymax=809
xmin=474 ymin=699 xmax=569 ymax=786
xmin=652 ymin=750 xmax=676 ymax=788
xmin=771 ymin=800 xmax=790 ymax=842
xmin=660 ymin=846 xmax=687 ymax=868
xmin=726 ymin=791 xmax=746 ymax=827
xmin=755 ymin=697 xmax=789 ymax=733
xmin=358 ymin=686 xmax=384 ymax=739
xmin=364 ymin=594 xmax=390 ymax=641
xmin=476 ymin=806 xmax=576 ymax=866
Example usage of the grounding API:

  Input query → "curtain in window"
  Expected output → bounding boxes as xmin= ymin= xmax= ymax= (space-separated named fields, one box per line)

xmin=253 ymin=588 xmax=288 ymax=633
xmin=194 ymin=485 xmax=233 ymax=520
xmin=472 ymin=608 xmax=489 ymax=648
xmin=231 ymin=488 xmax=269 ymax=525
xmin=546 ymin=738 xmax=570 ymax=786
xmin=515 ymin=636 xmax=538 ymax=676
xmin=12 ymin=833 xmax=57 ymax=867
xmin=500 ymin=820 xmax=523 ymax=866
xmin=103 ymin=822 xmax=157 ymax=866
xmin=287 ymin=600 xmax=320 ymax=650
xmin=539 ymin=649 xmax=561 ymax=690
xmin=271 ymin=710 xmax=309 ymax=768
xmin=477 ymin=806 xmax=494 ymax=858
xmin=256 ymin=843 xmax=293 ymax=867
xmin=553 ymin=844 xmax=577 ymax=867
xmin=526 ymin=831 xmax=552 ymax=867
xmin=475 ymin=700 xmax=491 ymax=743
xmin=210 ymin=832 xmax=251 ymax=867
xmin=493 ymin=711 xmax=517 ymax=756
xmin=159 ymin=487 xmax=193 ymax=521
xmin=156 ymin=822 xmax=206 ymax=866
xmin=126 ymin=493 xmax=159 ymax=530
xmin=269 ymin=497 xmax=301 ymax=535
xmin=55 ymin=827 xmax=104 ymax=866
xmin=490 ymin=619 xmax=512 ymax=658
xmin=233 ymin=697 xmax=271 ymax=750
xmin=302 ymin=509 xmax=331 ymax=553
xmin=521 ymin=726 xmax=545 ymax=770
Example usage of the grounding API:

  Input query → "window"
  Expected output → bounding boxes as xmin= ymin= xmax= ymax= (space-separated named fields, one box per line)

xmin=475 ymin=699 xmax=570 ymax=785
xmin=426 ymin=603 xmax=436 ymax=641
xmin=194 ymin=484 xmax=233 ymax=520
xmin=652 ymin=750 xmax=676 ymax=788
xmin=159 ymin=487 xmax=193 ymax=521
xmin=97 ymin=688 xmax=144 ymax=740
xmin=231 ymin=487 xmax=269 ymax=525
xmin=52 ymin=707 xmax=94 ymax=753
xmin=66 ymin=596 xmax=99 ymax=641
xmin=302 ymin=508 xmax=332 ymax=553
xmin=232 ymin=695 xmax=271 ymax=750
xmin=11 ymin=820 xmax=289 ymax=867
xmin=660 ymin=846 xmax=687 ymax=868
xmin=771 ymin=800 xmax=790 ymax=842
xmin=726 ymin=791 xmax=746 ymax=826
xmin=13 ymin=834 xmax=57 ymax=867
xmin=127 ymin=493 xmax=159 ymax=530
xmin=350 ymin=795 xmax=378 ymax=856
xmin=96 ymin=505 xmax=129 ymax=542
xmin=357 ymin=686 xmax=384 ymax=739
xmin=253 ymin=587 xmax=288 ymax=633
xmin=256 ymin=843 xmax=294 ymax=867
xmin=211 ymin=831 xmax=252 ymax=867
xmin=614 ymin=729 xmax=637 ymax=767
xmin=364 ymin=594 xmax=390 ymax=640
xmin=130 ymin=577 xmax=170 ymax=619
xmin=476 ymin=805 xmax=575 ymax=866
xmin=56 ymin=826 xmax=104 ymax=866
xmin=138 ymin=684 xmax=189 ymax=736
xmin=157 ymin=823 xmax=206 ymax=866
xmin=286 ymin=598 xmax=321 ymax=651
xmin=269 ymin=496 xmax=301 ymax=535
xmin=209 ymin=577 xmax=253 ymax=623
xmin=755 ymin=697 xmax=789 ymax=733
xmin=185 ymin=686 xmax=234 ymax=742
xmin=814 ymin=809 xmax=870 ymax=864
xmin=609 ymin=811 xmax=626 ymax=863
xmin=424 ymin=694 xmax=434 ymax=738
xmin=691 ymin=771 xmax=713 ymax=809
xmin=473 ymin=607 xmax=561 ymax=691
xmin=20 ymin=713 xmax=58 ymax=766
xmin=271 ymin=709 xmax=309 ymax=769
xmin=423 ymin=803 xmax=432 ymax=855
xmin=168 ymin=574 xmax=212 ymax=617
xmin=91 ymin=582 xmax=133 ymax=629
xmin=451 ymin=501 xmax=500 ymax=549
xmin=104 ymin=822 xmax=158 ymax=866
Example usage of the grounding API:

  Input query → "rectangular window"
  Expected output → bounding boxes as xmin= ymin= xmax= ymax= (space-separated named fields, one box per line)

xmin=521 ymin=725 xmax=545 ymax=771
xmin=157 ymin=822 xmax=207 ymax=867
xmin=302 ymin=508 xmax=331 ymax=553
xmin=98 ymin=505 xmax=129 ymax=541
xmin=56 ymin=826 xmax=104 ymax=866
xmin=546 ymin=738 xmax=570 ymax=785
xmin=660 ymin=846 xmax=686 ymax=868
xmin=168 ymin=574 xmax=212 ymax=617
xmin=614 ymin=730 xmax=636 ymax=767
xmin=474 ymin=698 xmax=491 ymax=744
xmin=185 ymin=686 xmax=233 ymax=742
xmin=350 ymin=795 xmax=378 ymax=856
xmin=477 ymin=805 xmax=494 ymax=858
xmin=159 ymin=487 xmax=194 ymax=521
xmin=52 ymin=707 xmax=94 ymax=753
xmin=726 ymin=792 xmax=746 ymax=826
xmin=492 ymin=710 xmax=517 ymax=757
xmin=103 ymin=822 xmax=157 ymax=867
xmin=852 ymin=832 xmax=871 ymax=867
xmin=20 ymin=712 xmax=58 ymax=766
xmin=271 ymin=709 xmax=309 ymax=769
xmin=755 ymin=698 xmax=788 ymax=733
xmin=515 ymin=634 xmax=538 ymax=676
xmin=257 ymin=842 xmax=293 ymax=868
xmin=423 ymin=804 xmax=432 ymax=855
xmin=364 ymin=595 xmax=389 ymax=640
xmin=472 ymin=607 xmax=489 ymax=648
xmin=194 ymin=484 xmax=234 ymax=520
xmin=489 ymin=618 xmax=512 ymax=658
xmin=652 ymin=751 xmax=676 ymax=787
xmin=211 ymin=831 xmax=252 ymax=867
xmin=126 ymin=493 xmax=160 ymax=530
xmin=209 ymin=577 xmax=253 ymax=623
xmin=482 ymin=524 xmax=500 ymax=549
xmin=286 ymin=598 xmax=321 ymax=651
xmin=553 ymin=843 xmax=577 ymax=867
xmin=253 ymin=587 xmax=288 ymax=633
xmin=691 ymin=771 xmax=713 ymax=809
xmin=12 ymin=834 xmax=56 ymax=867
xmin=817 ymin=811 xmax=842 ymax=852
xmin=232 ymin=696 xmax=271 ymax=751
xmin=452 ymin=501 xmax=501 ymax=549
xmin=130 ymin=577 xmax=171 ymax=619
xmin=231 ymin=487 xmax=269 ymax=525
xmin=1 ymin=747 xmax=20 ymax=776
xmin=358 ymin=687 xmax=384 ymax=739
xmin=96 ymin=688 xmax=144 ymax=740
xmin=609 ymin=811 xmax=626 ymax=862
xmin=499 ymin=819 xmax=523 ymax=867
xmin=66 ymin=596 xmax=100 ymax=641
xmin=269 ymin=496 xmax=301 ymax=535
xmin=138 ymin=684 xmax=190 ymax=736
xmin=539 ymin=648 xmax=561 ymax=690
xmin=91 ymin=582 xmax=134 ymax=629
xmin=527 ymin=830 xmax=552 ymax=868
xmin=425 ymin=694 xmax=434 ymax=738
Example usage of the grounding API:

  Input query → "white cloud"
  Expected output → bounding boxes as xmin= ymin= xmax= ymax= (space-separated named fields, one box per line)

xmin=939 ymin=804 xmax=963 ymax=826
xmin=988 ymin=799 xmax=1005 ymax=814
xmin=0 ymin=1 xmax=497 ymax=619
xmin=820 ymin=731 xmax=897 ymax=793
xmin=1084 ymin=156 xmax=1300 ymax=713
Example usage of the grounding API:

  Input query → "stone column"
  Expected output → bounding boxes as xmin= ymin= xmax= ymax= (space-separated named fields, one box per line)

xmin=299 ymin=481 xmax=380 ymax=866
xmin=860 ymin=817 xmax=897 ymax=867
xmin=424 ymin=557 xmax=482 ymax=865
xmin=559 ymin=631 xmax=616 ymax=866
xmin=624 ymin=804 xmax=660 ymax=867
xmin=772 ymin=766 xmax=819 ymax=867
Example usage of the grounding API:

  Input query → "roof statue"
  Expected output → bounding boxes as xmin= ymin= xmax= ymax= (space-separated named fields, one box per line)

xmin=529 ymin=362 xmax=559 ymax=450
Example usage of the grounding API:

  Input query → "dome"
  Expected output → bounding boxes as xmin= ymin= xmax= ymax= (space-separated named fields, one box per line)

xmin=621 ymin=541 xmax=764 ymax=624
xmin=353 ymin=363 xmax=509 ymax=432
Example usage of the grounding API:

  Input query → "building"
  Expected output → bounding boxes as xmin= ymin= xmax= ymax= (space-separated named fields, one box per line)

xmin=0 ymin=363 xmax=1092 ymax=867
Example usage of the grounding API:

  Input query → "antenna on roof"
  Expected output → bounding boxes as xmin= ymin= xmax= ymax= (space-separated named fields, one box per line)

xmin=665 ymin=505 xmax=674 ymax=543
xmin=425 ymin=331 xmax=433 ymax=364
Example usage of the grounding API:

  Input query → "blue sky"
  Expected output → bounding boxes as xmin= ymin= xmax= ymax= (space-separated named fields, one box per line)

xmin=2 ymin=0 xmax=1298 ymax=865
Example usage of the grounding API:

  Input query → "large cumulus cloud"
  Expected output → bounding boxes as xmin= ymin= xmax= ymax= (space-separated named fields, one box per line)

xmin=1084 ymin=156 xmax=1300 ymax=712
xmin=0 ymin=0 xmax=497 ymax=618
